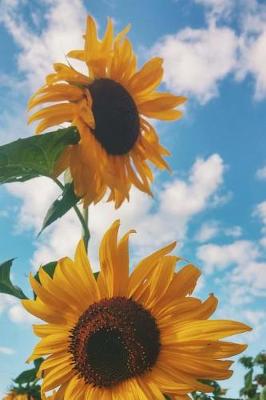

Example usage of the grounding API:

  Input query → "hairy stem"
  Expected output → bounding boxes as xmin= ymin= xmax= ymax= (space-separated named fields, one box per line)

xmin=52 ymin=178 xmax=90 ymax=248
xmin=82 ymin=205 xmax=90 ymax=252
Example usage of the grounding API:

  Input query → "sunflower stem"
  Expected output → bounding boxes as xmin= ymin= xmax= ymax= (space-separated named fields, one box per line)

xmin=82 ymin=205 xmax=90 ymax=252
xmin=52 ymin=178 xmax=90 ymax=246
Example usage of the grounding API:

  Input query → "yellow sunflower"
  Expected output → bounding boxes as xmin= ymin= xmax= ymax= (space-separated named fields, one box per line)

xmin=4 ymin=391 xmax=34 ymax=400
xmin=22 ymin=220 xmax=250 ymax=400
xmin=28 ymin=16 xmax=186 ymax=207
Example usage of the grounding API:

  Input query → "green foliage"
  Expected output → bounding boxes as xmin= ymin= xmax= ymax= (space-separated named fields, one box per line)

xmin=10 ymin=358 xmax=43 ymax=400
xmin=39 ymin=182 xmax=80 ymax=234
xmin=191 ymin=380 xmax=228 ymax=400
xmin=0 ymin=127 xmax=79 ymax=184
xmin=0 ymin=259 xmax=27 ymax=299
xmin=239 ymin=351 xmax=266 ymax=400
xmin=14 ymin=368 xmax=38 ymax=385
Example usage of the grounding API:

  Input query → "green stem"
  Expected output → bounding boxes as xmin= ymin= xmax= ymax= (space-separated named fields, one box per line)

xmin=52 ymin=178 xmax=90 ymax=246
xmin=82 ymin=205 xmax=90 ymax=252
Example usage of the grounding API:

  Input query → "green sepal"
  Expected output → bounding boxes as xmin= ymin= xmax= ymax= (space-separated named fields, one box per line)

xmin=39 ymin=182 xmax=80 ymax=235
xmin=34 ymin=261 xmax=57 ymax=283
xmin=93 ymin=271 xmax=99 ymax=279
xmin=0 ymin=127 xmax=79 ymax=184
xmin=245 ymin=370 xmax=253 ymax=389
xmin=0 ymin=259 xmax=27 ymax=299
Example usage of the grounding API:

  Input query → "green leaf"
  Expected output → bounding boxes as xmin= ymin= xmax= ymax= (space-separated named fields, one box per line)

xmin=260 ymin=387 xmax=266 ymax=400
xmin=239 ymin=356 xmax=254 ymax=369
xmin=0 ymin=259 xmax=27 ymax=299
xmin=33 ymin=358 xmax=44 ymax=372
xmin=245 ymin=370 xmax=253 ymax=389
xmin=255 ymin=352 xmax=266 ymax=366
xmin=14 ymin=368 xmax=37 ymax=385
xmin=39 ymin=182 xmax=80 ymax=235
xmin=0 ymin=127 xmax=79 ymax=184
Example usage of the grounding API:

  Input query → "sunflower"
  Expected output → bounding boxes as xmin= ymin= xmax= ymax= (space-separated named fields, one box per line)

xmin=4 ymin=390 xmax=35 ymax=400
xmin=22 ymin=220 xmax=250 ymax=400
xmin=28 ymin=16 xmax=186 ymax=208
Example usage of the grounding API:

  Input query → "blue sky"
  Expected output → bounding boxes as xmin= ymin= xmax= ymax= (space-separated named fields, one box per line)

xmin=0 ymin=0 xmax=266 ymax=397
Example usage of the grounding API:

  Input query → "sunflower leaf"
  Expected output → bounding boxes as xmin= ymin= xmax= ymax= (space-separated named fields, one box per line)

xmin=0 ymin=127 xmax=79 ymax=184
xmin=39 ymin=182 xmax=80 ymax=235
xmin=13 ymin=359 xmax=43 ymax=385
xmin=0 ymin=259 xmax=27 ymax=299
xmin=14 ymin=368 xmax=37 ymax=385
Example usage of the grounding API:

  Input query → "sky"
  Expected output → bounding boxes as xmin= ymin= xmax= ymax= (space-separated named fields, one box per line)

xmin=0 ymin=0 xmax=265 ymax=397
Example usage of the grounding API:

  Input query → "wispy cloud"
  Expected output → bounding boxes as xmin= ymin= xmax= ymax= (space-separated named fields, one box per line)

xmin=195 ymin=220 xmax=242 ymax=242
xmin=0 ymin=0 xmax=87 ymax=90
xmin=152 ymin=23 xmax=238 ymax=104
xmin=256 ymin=165 xmax=266 ymax=181
xmin=0 ymin=346 xmax=15 ymax=355
xmin=153 ymin=0 xmax=266 ymax=102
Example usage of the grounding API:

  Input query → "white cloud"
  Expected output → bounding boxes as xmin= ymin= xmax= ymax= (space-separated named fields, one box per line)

xmin=0 ymin=0 xmax=87 ymax=89
xmin=154 ymin=0 xmax=266 ymax=102
xmin=0 ymin=346 xmax=15 ymax=355
xmin=204 ymin=201 xmax=266 ymax=302
xmin=8 ymin=303 xmax=39 ymax=324
xmin=5 ymin=177 xmax=81 ymax=267
xmin=195 ymin=221 xmax=242 ymax=242
xmin=195 ymin=221 xmax=220 ymax=242
xmin=242 ymin=309 xmax=266 ymax=326
xmin=256 ymin=165 xmax=266 ymax=180
xmin=7 ymin=177 xmax=60 ymax=233
xmin=1 ymin=0 xmax=266 ymax=109
xmin=31 ymin=210 xmax=81 ymax=268
xmin=215 ymin=300 xmax=266 ymax=343
xmin=233 ymin=0 xmax=266 ymax=99
xmin=161 ymin=154 xmax=224 ymax=216
xmin=197 ymin=239 xmax=266 ymax=298
xmin=232 ymin=260 xmax=266 ymax=296
xmin=254 ymin=201 xmax=266 ymax=225
xmin=194 ymin=0 xmax=234 ymax=19
xmin=0 ymin=102 xmax=29 ymax=144
xmin=226 ymin=285 xmax=253 ymax=306
xmin=260 ymin=237 xmax=266 ymax=248
xmin=0 ymin=294 xmax=17 ymax=314
xmin=197 ymin=240 xmax=260 ymax=273
xmin=97 ymin=153 xmax=225 ymax=253
xmin=152 ymin=23 xmax=239 ymax=103
xmin=238 ymin=30 xmax=266 ymax=100
xmin=224 ymin=225 xmax=242 ymax=238
xmin=0 ymin=294 xmax=38 ymax=324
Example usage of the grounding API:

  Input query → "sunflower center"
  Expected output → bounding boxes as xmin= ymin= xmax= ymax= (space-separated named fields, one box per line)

xmin=69 ymin=296 xmax=160 ymax=387
xmin=89 ymin=78 xmax=140 ymax=155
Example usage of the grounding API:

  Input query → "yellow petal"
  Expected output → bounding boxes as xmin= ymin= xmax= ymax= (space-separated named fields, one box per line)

xmin=128 ymin=241 xmax=176 ymax=297
xmin=74 ymin=239 xmax=100 ymax=301
xmin=128 ymin=57 xmax=163 ymax=95
xmin=165 ymin=320 xmax=251 ymax=343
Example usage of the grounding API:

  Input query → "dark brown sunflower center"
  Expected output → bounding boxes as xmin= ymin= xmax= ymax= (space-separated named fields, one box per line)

xmin=88 ymin=78 xmax=140 ymax=155
xmin=69 ymin=296 xmax=160 ymax=387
